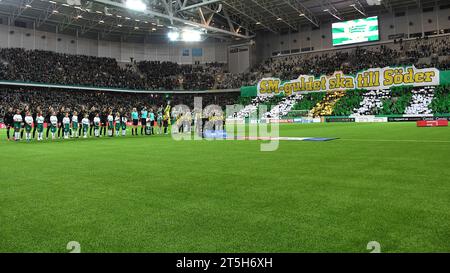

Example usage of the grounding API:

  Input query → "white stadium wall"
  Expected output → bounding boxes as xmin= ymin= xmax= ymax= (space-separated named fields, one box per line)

xmin=0 ymin=23 xmax=228 ymax=64
xmin=228 ymin=43 xmax=252 ymax=74
xmin=256 ymin=6 xmax=450 ymax=62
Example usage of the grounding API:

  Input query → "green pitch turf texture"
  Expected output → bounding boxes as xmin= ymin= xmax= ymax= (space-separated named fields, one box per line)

xmin=1 ymin=122 xmax=450 ymax=253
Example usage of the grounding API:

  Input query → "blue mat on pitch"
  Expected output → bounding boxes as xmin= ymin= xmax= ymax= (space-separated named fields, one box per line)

xmin=303 ymin=137 xmax=339 ymax=141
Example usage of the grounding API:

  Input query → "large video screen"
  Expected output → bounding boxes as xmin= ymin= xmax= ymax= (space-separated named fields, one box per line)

xmin=332 ymin=16 xmax=380 ymax=46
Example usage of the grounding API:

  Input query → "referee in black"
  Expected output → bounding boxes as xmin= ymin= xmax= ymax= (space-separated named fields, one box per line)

xmin=100 ymin=108 xmax=108 ymax=136
xmin=89 ymin=107 xmax=96 ymax=136
xmin=78 ymin=106 xmax=85 ymax=137
xmin=57 ymin=107 xmax=64 ymax=139
xmin=45 ymin=107 xmax=53 ymax=139
xmin=20 ymin=106 xmax=28 ymax=139
xmin=32 ymin=106 xmax=40 ymax=139
xmin=4 ymin=107 xmax=14 ymax=141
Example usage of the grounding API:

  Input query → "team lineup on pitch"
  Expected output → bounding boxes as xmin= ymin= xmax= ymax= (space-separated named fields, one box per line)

xmin=3 ymin=105 xmax=173 ymax=142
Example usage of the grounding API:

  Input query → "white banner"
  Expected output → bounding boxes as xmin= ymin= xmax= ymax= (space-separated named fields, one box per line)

xmin=257 ymin=66 xmax=440 ymax=97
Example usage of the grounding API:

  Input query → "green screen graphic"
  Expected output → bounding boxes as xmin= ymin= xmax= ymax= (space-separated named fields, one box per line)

xmin=332 ymin=16 xmax=380 ymax=46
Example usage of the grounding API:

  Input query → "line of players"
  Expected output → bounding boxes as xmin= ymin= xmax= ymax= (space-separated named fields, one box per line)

xmin=3 ymin=105 xmax=171 ymax=142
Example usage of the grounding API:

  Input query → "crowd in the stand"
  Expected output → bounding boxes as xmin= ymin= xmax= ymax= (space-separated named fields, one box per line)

xmin=354 ymin=90 xmax=391 ymax=115
xmin=0 ymin=48 xmax=230 ymax=91
xmin=0 ymin=87 xmax=239 ymax=117
xmin=404 ymin=87 xmax=435 ymax=115
xmin=0 ymin=48 xmax=145 ymax=89
xmin=0 ymin=36 xmax=449 ymax=91
xmin=404 ymin=37 xmax=450 ymax=61
xmin=252 ymin=36 xmax=450 ymax=81
xmin=137 ymin=61 xmax=224 ymax=90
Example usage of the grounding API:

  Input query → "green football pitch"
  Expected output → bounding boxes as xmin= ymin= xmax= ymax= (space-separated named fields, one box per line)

xmin=1 ymin=122 xmax=450 ymax=253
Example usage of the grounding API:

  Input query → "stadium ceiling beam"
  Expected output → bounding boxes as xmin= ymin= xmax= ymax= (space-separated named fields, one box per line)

xmin=350 ymin=0 xmax=367 ymax=17
xmin=10 ymin=0 xmax=35 ymax=22
xmin=99 ymin=18 xmax=127 ymax=38
xmin=176 ymin=3 xmax=251 ymax=38
xmin=281 ymin=0 xmax=319 ymax=27
xmin=161 ymin=0 xmax=174 ymax=25
xmin=57 ymin=1 xmax=92 ymax=32
xmin=415 ymin=0 xmax=422 ymax=8
xmin=175 ymin=2 xmax=254 ymax=36
xmin=222 ymin=0 xmax=277 ymax=33
xmin=37 ymin=1 xmax=62 ymax=27
xmin=381 ymin=0 xmax=393 ymax=13
xmin=57 ymin=9 xmax=82 ymax=31
xmin=249 ymin=0 xmax=297 ymax=31
xmin=79 ymin=13 xmax=105 ymax=34
xmin=177 ymin=0 xmax=222 ymax=12
xmin=91 ymin=0 xmax=253 ymax=39
xmin=197 ymin=7 xmax=214 ymax=26
xmin=0 ymin=3 xmax=130 ymax=37
xmin=191 ymin=3 xmax=255 ymax=36
xmin=222 ymin=7 xmax=246 ymax=35
xmin=222 ymin=7 xmax=235 ymax=33
xmin=321 ymin=0 xmax=343 ymax=21
xmin=225 ymin=12 xmax=254 ymax=36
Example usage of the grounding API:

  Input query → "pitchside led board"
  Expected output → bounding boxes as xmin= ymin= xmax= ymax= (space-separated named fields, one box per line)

xmin=332 ymin=16 xmax=380 ymax=46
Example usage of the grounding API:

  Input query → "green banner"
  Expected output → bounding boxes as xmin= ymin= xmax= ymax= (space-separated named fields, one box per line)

xmin=440 ymin=70 xmax=450 ymax=85
xmin=240 ymin=85 xmax=257 ymax=97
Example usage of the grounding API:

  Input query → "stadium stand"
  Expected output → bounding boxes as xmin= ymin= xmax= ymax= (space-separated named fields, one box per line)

xmin=0 ymin=48 xmax=232 ymax=91
xmin=1 ymin=36 xmax=449 ymax=93
xmin=250 ymin=36 xmax=450 ymax=82
xmin=378 ymin=86 xmax=413 ymax=115
xmin=216 ymin=72 xmax=262 ymax=89
xmin=0 ymin=87 xmax=240 ymax=117
xmin=354 ymin=90 xmax=391 ymax=116
xmin=331 ymin=90 xmax=364 ymax=116
xmin=309 ymin=91 xmax=345 ymax=117
xmin=0 ymin=48 xmax=146 ymax=89
xmin=263 ymin=94 xmax=304 ymax=118
xmin=404 ymin=87 xmax=435 ymax=115
xmin=429 ymin=85 xmax=450 ymax=114
xmin=288 ymin=92 xmax=325 ymax=116
xmin=234 ymin=95 xmax=274 ymax=118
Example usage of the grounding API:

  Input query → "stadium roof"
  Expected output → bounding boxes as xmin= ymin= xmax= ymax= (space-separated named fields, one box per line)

xmin=0 ymin=0 xmax=445 ymax=42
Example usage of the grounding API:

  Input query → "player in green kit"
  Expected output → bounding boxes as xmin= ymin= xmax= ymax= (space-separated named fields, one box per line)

xmin=50 ymin=112 xmax=58 ymax=140
xmin=115 ymin=112 xmax=121 ymax=137
xmin=108 ymin=111 xmax=114 ymax=137
xmin=72 ymin=111 xmax=79 ymax=138
xmin=36 ymin=111 xmax=45 ymax=141
xmin=24 ymin=111 xmax=34 ymax=142
xmin=82 ymin=114 xmax=90 ymax=138
xmin=62 ymin=112 xmax=71 ymax=139
xmin=145 ymin=115 xmax=152 ymax=135
xmin=121 ymin=114 xmax=128 ymax=136
xmin=93 ymin=113 xmax=101 ymax=137
xmin=13 ymin=109 xmax=23 ymax=141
